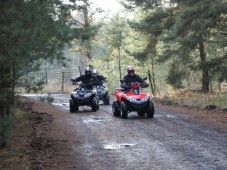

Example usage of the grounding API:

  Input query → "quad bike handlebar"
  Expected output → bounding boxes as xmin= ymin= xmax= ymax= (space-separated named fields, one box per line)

xmin=70 ymin=79 xmax=99 ymax=87
xmin=120 ymin=82 xmax=149 ymax=91
xmin=120 ymin=77 xmax=149 ymax=90
xmin=70 ymin=79 xmax=78 ymax=85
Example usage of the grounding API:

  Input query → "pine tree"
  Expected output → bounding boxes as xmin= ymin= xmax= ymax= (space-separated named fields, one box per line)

xmin=0 ymin=0 xmax=77 ymax=116
xmin=123 ymin=0 xmax=227 ymax=92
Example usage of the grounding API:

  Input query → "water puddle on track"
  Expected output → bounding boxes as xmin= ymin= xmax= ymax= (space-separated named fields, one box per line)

xmin=82 ymin=117 xmax=112 ymax=124
xmin=52 ymin=102 xmax=69 ymax=107
xmin=155 ymin=114 xmax=176 ymax=118
xmin=104 ymin=143 xmax=136 ymax=150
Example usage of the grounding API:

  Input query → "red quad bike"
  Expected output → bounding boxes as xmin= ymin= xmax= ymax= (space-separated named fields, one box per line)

xmin=112 ymin=78 xmax=154 ymax=119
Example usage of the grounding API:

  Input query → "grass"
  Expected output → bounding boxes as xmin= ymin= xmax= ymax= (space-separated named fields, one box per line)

xmin=0 ymin=100 xmax=33 ymax=169
xmin=159 ymin=88 xmax=227 ymax=110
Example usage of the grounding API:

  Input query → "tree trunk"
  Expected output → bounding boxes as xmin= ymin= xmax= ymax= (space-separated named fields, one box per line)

xmin=118 ymin=46 xmax=122 ymax=79
xmin=0 ymin=66 xmax=11 ymax=116
xmin=83 ymin=0 xmax=91 ymax=60
xmin=86 ymin=49 xmax=91 ymax=60
xmin=151 ymin=58 xmax=156 ymax=96
xmin=199 ymin=40 xmax=209 ymax=93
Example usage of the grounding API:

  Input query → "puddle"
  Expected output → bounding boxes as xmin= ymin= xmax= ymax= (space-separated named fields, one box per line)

xmin=104 ymin=143 xmax=136 ymax=150
xmin=154 ymin=114 xmax=176 ymax=118
xmin=166 ymin=115 xmax=176 ymax=118
xmin=83 ymin=117 xmax=111 ymax=124
xmin=52 ymin=102 xmax=69 ymax=107
xmin=21 ymin=93 xmax=48 ymax=97
xmin=153 ymin=115 xmax=162 ymax=118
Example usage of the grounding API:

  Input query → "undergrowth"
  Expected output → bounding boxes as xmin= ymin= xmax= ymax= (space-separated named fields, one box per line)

xmin=160 ymin=87 xmax=227 ymax=110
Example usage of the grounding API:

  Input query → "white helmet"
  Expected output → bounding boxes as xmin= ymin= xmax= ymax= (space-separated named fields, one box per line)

xmin=93 ymin=69 xmax=98 ymax=74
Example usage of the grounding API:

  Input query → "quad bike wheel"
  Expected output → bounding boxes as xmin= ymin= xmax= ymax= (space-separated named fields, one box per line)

xmin=91 ymin=97 xmax=98 ymax=112
xmin=96 ymin=96 xmax=100 ymax=110
xmin=121 ymin=102 xmax=128 ymax=119
xmin=146 ymin=101 xmax=154 ymax=118
xmin=103 ymin=94 xmax=110 ymax=105
xmin=69 ymin=99 xmax=79 ymax=112
xmin=112 ymin=101 xmax=121 ymax=117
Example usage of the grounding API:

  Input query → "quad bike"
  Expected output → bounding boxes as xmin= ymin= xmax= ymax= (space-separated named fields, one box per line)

xmin=69 ymin=80 xmax=99 ymax=113
xmin=112 ymin=78 xmax=154 ymax=119
xmin=94 ymin=84 xmax=110 ymax=105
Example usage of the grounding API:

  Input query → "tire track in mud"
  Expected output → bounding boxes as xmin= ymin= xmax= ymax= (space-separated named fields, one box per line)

xmin=107 ymin=114 xmax=189 ymax=169
xmin=67 ymin=111 xmax=114 ymax=170
xmin=127 ymin=108 xmax=227 ymax=170
xmin=97 ymin=108 xmax=153 ymax=170
xmin=90 ymin=105 xmax=178 ymax=169
xmin=70 ymin=106 xmax=153 ymax=170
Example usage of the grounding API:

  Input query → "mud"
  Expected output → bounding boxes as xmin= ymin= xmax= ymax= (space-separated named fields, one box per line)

xmin=1 ymin=94 xmax=227 ymax=170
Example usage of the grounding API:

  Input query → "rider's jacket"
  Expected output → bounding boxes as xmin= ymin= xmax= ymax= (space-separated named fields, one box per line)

xmin=122 ymin=74 xmax=144 ymax=86
xmin=74 ymin=74 xmax=99 ymax=87
xmin=93 ymin=74 xmax=106 ymax=85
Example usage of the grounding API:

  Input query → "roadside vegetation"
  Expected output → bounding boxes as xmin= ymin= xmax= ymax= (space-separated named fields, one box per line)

xmin=156 ymin=88 xmax=227 ymax=110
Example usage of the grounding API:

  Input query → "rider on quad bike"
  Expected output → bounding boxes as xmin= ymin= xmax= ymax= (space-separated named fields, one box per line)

xmin=122 ymin=65 xmax=145 ymax=87
xmin=92 ymin=69 xmax=110 ymax=105
xmin=112 ymin=65 xmax=154 ymax=119
xmin=69 ymin=67 xmax=100 ymax=112
xmin=93 ymin=69 xmax=107 ymax=85
xmin=73 ymin=67 xmax=99 ymax=88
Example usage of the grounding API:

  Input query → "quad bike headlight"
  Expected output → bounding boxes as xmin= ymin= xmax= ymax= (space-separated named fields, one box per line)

xmin=141 ymin=96 xmax=149 ymax=102
xmin=85 ymin=93 xmax=92 ymax=98
xmin=101 ymin=89 xmax=107 ymax=94
xmin=126 ymin=97 xmax=137 ymax=102
xmin=127 ymin=96 xmax=149 ymax=104
xmin=91 ymin=89 xmax=97 ymax=94
xmin=72 ymin=92 xmax=79 ymax=98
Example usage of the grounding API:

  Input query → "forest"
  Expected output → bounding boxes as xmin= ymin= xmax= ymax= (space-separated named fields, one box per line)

xmin=0 ymin=0 xmax=226 ymax=146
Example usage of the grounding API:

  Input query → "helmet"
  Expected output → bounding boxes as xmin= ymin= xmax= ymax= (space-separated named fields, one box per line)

xmin=85 ymin=67 xmax=92 ymax=76
xmin=93 ymin=69 xmax=98 ymax=75
xmin=127 ymin=65 xmax=135 ymax=76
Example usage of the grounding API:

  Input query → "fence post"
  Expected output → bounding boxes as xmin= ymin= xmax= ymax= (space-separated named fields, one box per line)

xmin=45 ymin=69 xmax=48 ymax=85
xmin=61 ymin=67 xmax=65 ymax=92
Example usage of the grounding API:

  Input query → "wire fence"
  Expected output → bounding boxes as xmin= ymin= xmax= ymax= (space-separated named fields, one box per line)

xmin=24 ymin=67 xmax=81 ymax=92
xmin=22 ymin=66 xmax=227 ymax=94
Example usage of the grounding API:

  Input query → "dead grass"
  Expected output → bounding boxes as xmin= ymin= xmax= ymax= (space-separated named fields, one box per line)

xmin=0 ymin=105 xmax=33 ymax=170
xmin=158 ymin=88 xmax=227 ymax=110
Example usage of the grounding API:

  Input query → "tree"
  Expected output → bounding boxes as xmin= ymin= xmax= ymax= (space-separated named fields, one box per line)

xmin=164 ymin=0 xmax=226 ymax=92
xmin=122 ymin=0 xmax=227 ymax=92
xmin=0 ymin=0 xmax=82 ymax=147
xmin=69 ymin=0 xmax=104 ymax=64
xmin=105 ymin=14 xmax=128 ymax=79
xmin=0 ymin=0 xmax=77 ymax=116
xmin=123 ymin=4 xmax=169 ymax=95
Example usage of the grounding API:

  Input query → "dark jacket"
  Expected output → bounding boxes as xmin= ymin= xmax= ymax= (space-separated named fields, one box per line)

xmin=94 ymin=74 xmax=106 ymax=85
xmin=122 ymin=74 xmax=144 ymax=86
xmin=74 ymin=74 xmax=99 ymax=87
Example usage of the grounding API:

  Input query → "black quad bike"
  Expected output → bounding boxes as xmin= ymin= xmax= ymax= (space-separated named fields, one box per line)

xmin=94 ymin=85 xmax=110 ymax=105
xmin=69 ymin=80 xmax=99 ymax=113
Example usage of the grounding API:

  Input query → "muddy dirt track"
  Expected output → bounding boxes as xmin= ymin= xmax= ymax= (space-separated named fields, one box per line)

xmin=5 ymin=94 xmax=227 ymax=170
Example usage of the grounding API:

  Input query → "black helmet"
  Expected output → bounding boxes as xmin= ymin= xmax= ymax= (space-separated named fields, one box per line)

xmin=85 ymin=67 xmax=92 ymax=76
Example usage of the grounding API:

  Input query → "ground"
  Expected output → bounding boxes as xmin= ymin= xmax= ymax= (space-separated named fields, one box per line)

xmin=0 ymin=97 xmax=226 ymax=170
